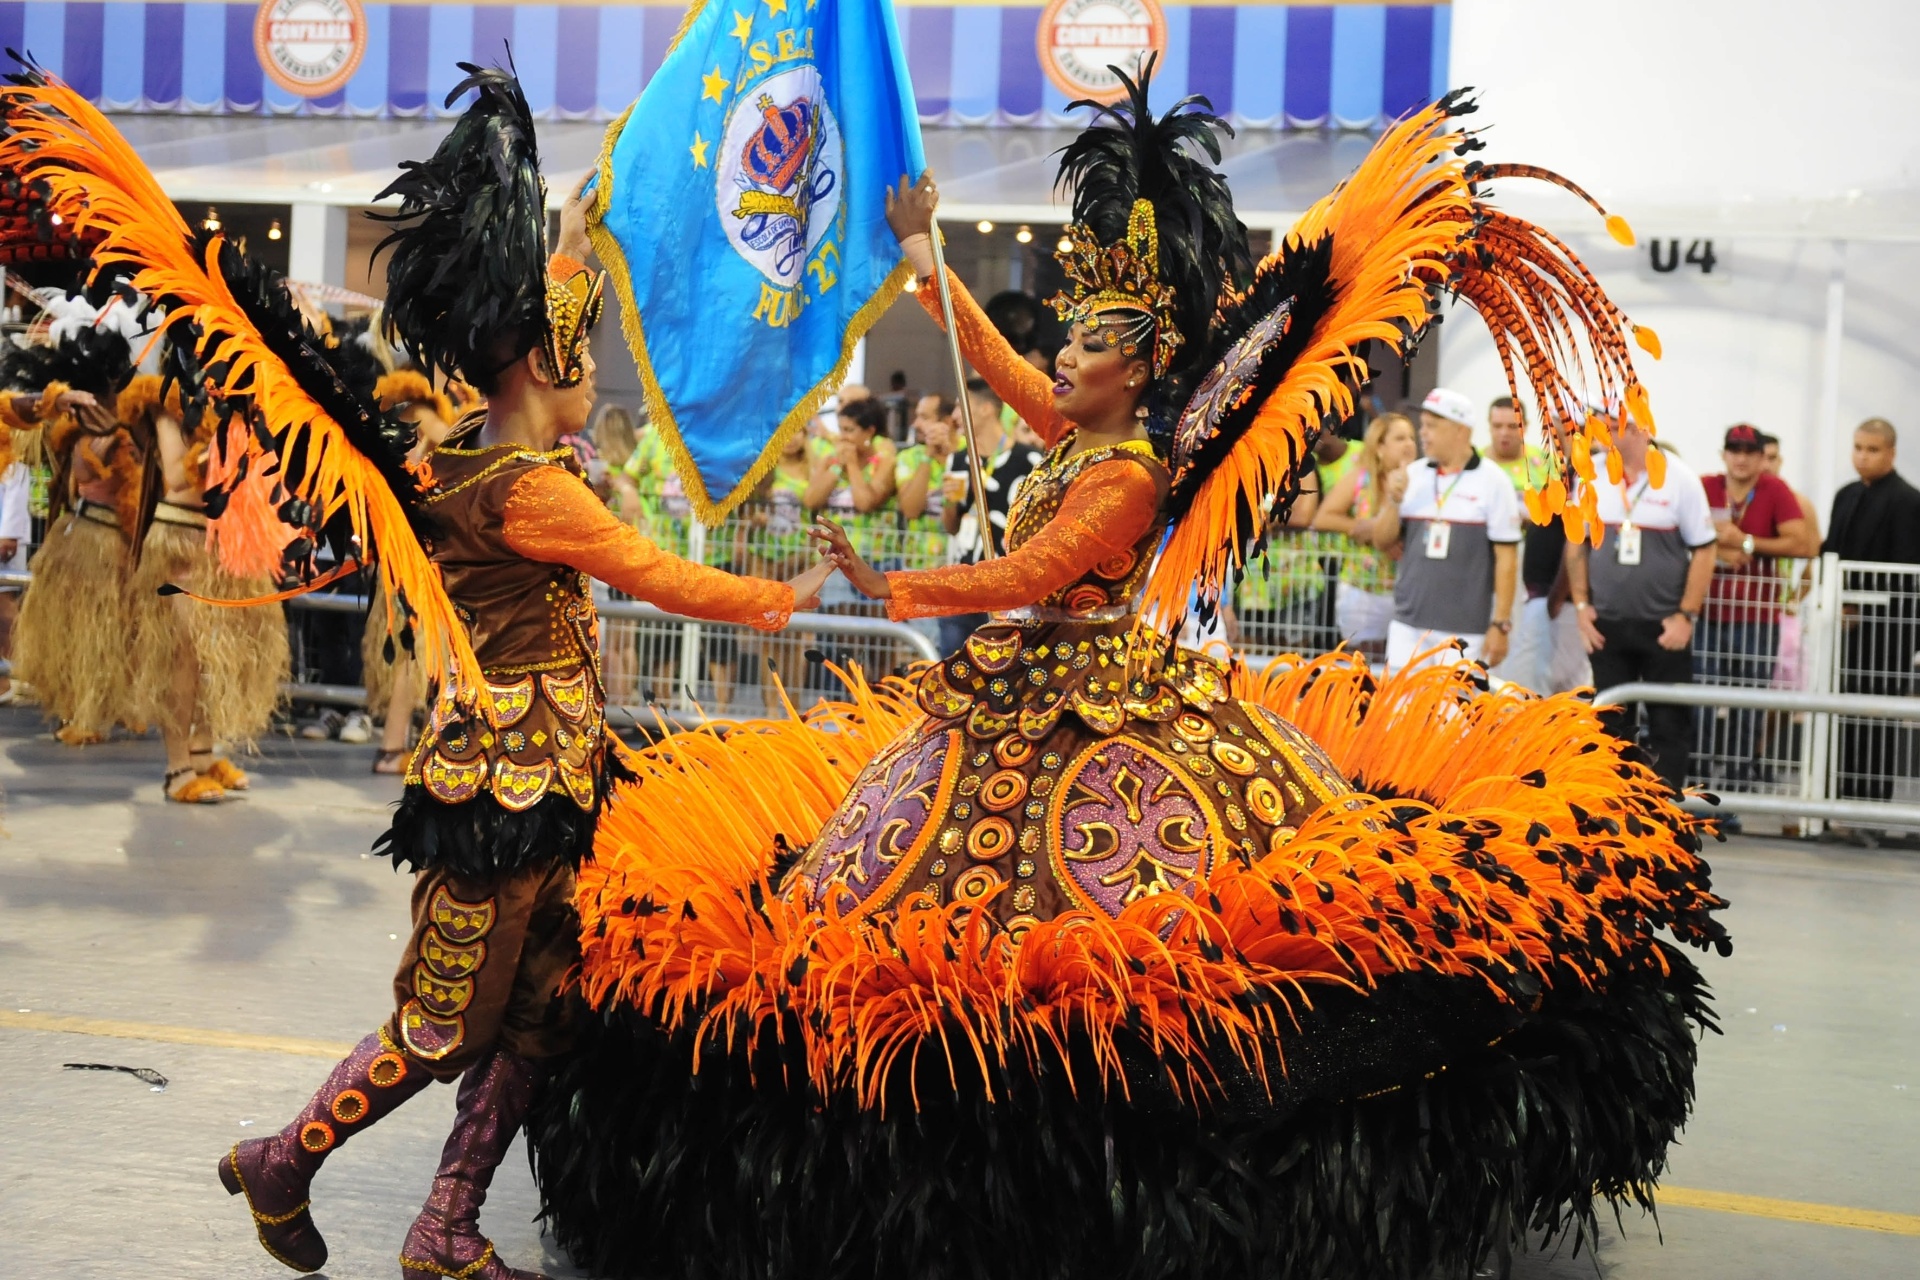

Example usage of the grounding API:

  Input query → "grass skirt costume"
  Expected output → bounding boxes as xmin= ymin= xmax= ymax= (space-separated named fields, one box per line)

xmin=528 ymin=85 xmax=1729 ymax=1280
xmin=127 ymin=510 xmax=289 ymax=748
xmin=13 ymin=412 xmax=142 ymax=737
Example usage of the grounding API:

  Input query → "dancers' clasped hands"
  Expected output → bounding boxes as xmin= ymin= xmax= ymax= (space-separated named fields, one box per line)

xmin=781 ymin=517 xmax=892 ymax=611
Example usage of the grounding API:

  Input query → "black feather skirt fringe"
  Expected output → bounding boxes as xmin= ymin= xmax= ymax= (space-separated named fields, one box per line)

xmin=374 ymin=749 xmax=634 ymax=880
xmin=527 ymin=943 xmax=1714 ymax=1280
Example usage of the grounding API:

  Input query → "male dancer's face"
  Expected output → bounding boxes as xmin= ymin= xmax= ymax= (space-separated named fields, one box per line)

xmin=541 ymin=344 xmax=597 ymax=438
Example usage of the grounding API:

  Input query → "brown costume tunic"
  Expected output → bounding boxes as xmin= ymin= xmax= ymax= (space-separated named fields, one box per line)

xmin=384 ymin=423 xmax=793 ymax=1077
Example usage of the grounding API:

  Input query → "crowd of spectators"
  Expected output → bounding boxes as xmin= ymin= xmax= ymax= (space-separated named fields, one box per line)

xmin=1272 ymin=391 xmax=1919 ymax=806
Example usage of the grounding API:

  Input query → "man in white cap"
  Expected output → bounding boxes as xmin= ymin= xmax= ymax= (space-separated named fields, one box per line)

xmin=1371 ymin=387 xmax=1521 ymax=674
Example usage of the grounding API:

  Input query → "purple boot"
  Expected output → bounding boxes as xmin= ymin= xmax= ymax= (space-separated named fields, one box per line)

xmin=219 ymin=1029 xmax=429 ymax=1272
xmin=399 ymin=1048 xmax=551 ymax=1280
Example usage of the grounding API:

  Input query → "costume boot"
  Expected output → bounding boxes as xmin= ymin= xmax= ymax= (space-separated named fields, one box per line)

xmin=399 ymin=1048 xmax=552 ymax=1280
xmin=219 ymin=1029 xmax=429 ymax=1272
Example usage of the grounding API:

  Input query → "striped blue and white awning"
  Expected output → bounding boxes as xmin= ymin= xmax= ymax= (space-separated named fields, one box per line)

xmin=0 ymin=1 xmax=1452 ymax=129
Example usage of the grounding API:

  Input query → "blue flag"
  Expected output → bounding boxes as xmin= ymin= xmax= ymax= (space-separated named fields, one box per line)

xmin=589 ymin=0 xmax=924 ymax=523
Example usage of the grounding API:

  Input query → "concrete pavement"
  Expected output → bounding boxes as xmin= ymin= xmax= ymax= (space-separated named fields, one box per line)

xmin=0 ymin=707 xmax=1915 ymax=1278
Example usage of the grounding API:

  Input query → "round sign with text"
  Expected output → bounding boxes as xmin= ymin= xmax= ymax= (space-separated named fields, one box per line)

xmin=254 ymin=0 xmax=367 ymax=99
xmin=1036 ymin=0 xmax=1167 ymax=103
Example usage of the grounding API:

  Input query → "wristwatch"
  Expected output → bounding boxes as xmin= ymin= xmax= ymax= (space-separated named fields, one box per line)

xmin=1488 ymin=619 xmax=1512 ymax=634
xmin=1678 ymin=609 xmax=1699 ymax=624
xmin=1741 ymin=534 xmax=1755 ymax=556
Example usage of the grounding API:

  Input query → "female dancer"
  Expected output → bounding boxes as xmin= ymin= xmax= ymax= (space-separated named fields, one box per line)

xmin=533 ymin=72 xmax=1727 ymax=1280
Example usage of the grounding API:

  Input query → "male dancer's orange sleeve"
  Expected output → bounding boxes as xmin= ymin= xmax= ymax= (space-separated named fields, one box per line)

xmin=916 ymin=270 xmax=1069 ymax=447
xmin=502 ymin=465 xmax=794 ymax=630
xmin=883 ymin=459 xmax=1157 ymax=619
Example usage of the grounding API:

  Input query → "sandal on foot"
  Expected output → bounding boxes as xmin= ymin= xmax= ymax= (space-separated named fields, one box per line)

xmin=166 ymin=768 xmax=226 ymax=804
xmin=372 ymin=749 xmax=407 ymax=776
xmin=201 ymin=758 xmax=250 ymax=791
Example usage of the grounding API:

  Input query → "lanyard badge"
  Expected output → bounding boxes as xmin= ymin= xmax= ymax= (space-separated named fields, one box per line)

xmin=1424 ymin=520 xmax=1451 ymax=559
xmin=1617 ymin=523 xmax=1642 ymax=566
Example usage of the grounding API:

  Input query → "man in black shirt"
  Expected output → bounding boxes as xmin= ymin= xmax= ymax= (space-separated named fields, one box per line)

xmin=1824 ymin=418 xmax=1920 ymax=801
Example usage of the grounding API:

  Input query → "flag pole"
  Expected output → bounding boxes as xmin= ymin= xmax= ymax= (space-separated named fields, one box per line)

xmin=926 ymin=215 xmax=998 ymax=560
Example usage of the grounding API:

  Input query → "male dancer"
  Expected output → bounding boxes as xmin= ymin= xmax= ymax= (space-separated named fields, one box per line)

xmin=214 ymin=70 xmax=831 ymax=1278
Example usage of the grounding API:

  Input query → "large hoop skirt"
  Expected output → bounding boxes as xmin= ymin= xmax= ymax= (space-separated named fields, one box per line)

xmin=528 ymin=648 xmax=1728 ymax=1280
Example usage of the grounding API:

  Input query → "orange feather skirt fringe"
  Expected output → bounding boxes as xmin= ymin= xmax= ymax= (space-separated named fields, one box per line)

xmin=577 ymin=655 xmax=1726 ymax=1112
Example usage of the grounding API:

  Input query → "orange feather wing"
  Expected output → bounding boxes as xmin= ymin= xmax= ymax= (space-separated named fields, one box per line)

xmin=0 ymin=72 xmax=483 ymax=709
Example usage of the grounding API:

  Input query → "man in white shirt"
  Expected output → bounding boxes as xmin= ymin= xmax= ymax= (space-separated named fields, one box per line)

xmin=1564 ymin=418 xmax=1717 ymax=793
xmin=0 ymin=455 xmax=30 ymax=704
xmin=1372 ymin=387 xmax=1521 ymax=674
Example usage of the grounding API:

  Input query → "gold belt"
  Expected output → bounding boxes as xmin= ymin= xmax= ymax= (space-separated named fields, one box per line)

xmin=74 ymin=499 xmax=120 ymax=528
xmin=153 ymin=501 xmax=209 ymax=529
xmin=996 ymin=604 xmax=1135 ymax=624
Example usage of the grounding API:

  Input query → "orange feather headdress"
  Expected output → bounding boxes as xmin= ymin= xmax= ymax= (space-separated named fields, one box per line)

xmin=1144 ymin=93 xmax=1660 ymax=627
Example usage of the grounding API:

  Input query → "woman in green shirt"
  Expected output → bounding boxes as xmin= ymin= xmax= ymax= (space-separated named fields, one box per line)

xmin=1314 ymin=412 xmax=1418 ymax=658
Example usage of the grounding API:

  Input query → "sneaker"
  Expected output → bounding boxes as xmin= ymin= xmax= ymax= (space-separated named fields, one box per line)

xmin=298 ymin=709 xmax=345 ymax=741
xmin=337 ymin=711 xmax=373 ymax=744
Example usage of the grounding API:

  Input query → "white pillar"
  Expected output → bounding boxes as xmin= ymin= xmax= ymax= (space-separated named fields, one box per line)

xmin=846 ymin=336 xmax=867 ymax=391
xmin=1813 ymin=239 xmax=1848 ymax=519
xmin=288 ymin=203 xmax=348 ymax=287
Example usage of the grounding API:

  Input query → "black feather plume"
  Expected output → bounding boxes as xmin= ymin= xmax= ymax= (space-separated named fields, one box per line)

xmin=0 ymin=300 xmax=140 ymax=398
xmin=372 ymin=62 xmax=548 ymax=392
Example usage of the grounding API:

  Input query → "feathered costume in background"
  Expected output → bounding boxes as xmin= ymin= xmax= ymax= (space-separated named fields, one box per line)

xmin=0 ymin=60 xmax=484 ymax=714
xmin=3 ymin=272 xmax=152 ymax=741
xmin=528 ymin=83 xmax=1726 ymax=1280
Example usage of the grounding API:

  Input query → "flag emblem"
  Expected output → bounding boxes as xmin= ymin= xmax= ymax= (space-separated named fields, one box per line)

xmin=720 ymin=68 xmax=843 ymax=288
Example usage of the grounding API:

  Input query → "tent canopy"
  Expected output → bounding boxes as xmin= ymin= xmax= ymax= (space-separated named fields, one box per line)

xmin=113 ymin=114 xmax=1387 ymax=230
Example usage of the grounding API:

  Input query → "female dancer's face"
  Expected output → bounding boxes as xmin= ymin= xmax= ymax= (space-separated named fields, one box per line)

xmin=1052 ymin=317 xmax=1149 ymax=425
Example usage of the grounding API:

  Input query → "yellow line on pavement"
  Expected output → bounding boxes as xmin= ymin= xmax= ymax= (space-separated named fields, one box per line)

xmin=1658 ymin=1186 xmax=1920 ymax=1236
xmin=4 ymin=1010 xmax=1918 ymax=1236
xmin=0 ymin=1009 xmax=354 ymax=1060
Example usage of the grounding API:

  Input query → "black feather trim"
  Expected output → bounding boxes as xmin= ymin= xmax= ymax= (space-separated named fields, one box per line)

xmin=206 ymin=240 xmax=427 ymax=541
xmin=372 ymin=747 xmax=635 ymax=880
xmin=528 ymin=945 xmax=1714 ymax=1280
xmin=1163 ymin=232 xmax=1347 ymax=536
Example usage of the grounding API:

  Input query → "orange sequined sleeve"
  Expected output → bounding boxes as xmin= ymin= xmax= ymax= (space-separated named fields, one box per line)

xmin=503 ymin=466 xmax=794 ymax=631
xmin=884 ymin=459 xmax=1158 ymax=620
xmin=916 ymin=269 xmax=1068 ymax=446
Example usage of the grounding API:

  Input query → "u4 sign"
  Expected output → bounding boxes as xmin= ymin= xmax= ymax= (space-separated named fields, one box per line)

xmin=1647 ymin=238 xmax=1722 ymax=277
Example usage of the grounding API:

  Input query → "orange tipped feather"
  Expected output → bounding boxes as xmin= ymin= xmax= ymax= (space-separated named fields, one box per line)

xmin=575 ymin=657 xmax=1723 ymax=1109
xmin=1646 ymin=446 xmax=1669 ymax=489
xmin=1142 ymin=104 xmax=1659 ymax=625
xmin=1605 ymin=214 xmax=1635 ymax=247
xmin=1633 ymin=324 xmax=1663 ymax=359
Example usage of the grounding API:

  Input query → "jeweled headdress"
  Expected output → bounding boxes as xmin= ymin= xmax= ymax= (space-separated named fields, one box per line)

xmin=1048 ymin=57 xmax=1251 ymax=393
xmin=1050 ymin=199 xmax=1182 ymax=376
xmin=375 ymin=64 xmax=604 ymax=392
xmin=543 ymin=260 xmax=605 ymax=389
